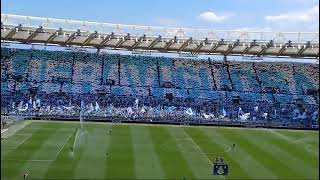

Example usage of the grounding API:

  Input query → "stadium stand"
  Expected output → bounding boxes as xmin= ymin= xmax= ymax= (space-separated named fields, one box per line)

xmin=1 ymin=47 xmax=319 ymax=128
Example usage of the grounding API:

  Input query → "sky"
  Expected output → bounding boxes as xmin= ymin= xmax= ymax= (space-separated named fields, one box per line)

xmin=1 ymin=0 xmax=319 ymax=32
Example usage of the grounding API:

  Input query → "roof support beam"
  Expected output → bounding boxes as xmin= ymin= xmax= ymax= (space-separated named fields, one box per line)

xmin=277 ymin=46 xmax=287 ymax=56
xmin=209 ymin=39 xmax=224 ymax=54
xmin=65 ymin=32 xmax=77 ymax=44
xmin=25 ymin=26 xmax=43 ymax=43
xmin=164 ymin=37 xmax=176 ymax=50
xmin=224 ymin=39 xmax=240 ymax=55
xmin=178 ymin=38 xmax=192 ymax=52
xmin=278 ymin=41 xmax=292 ymax=56
xmin=115 ymin=34 xmax=130 ymax=48
xmin=259 ymin=40 xmax=273 ymax=56
xmin=194 ymin=38 xmax=208 ymax=52
xmin=242 ymin=40 xmax=257 ymax=54
xmin=82 ymin=31 xmax=98 ymax=46
xmin=148 ymin=36 xmax=161 ymax=49
xmin=46 ymin=30 xmax=59 ymax=44
xmin=132 ymin=35 xmax=145 ymax=49
xmin=297 ymin=41 xmax=310 ymax=56
xmin=5 ymin=25 xmax=20 ymax=40
xmin=99 ymin=33 xmax=114 ymax=48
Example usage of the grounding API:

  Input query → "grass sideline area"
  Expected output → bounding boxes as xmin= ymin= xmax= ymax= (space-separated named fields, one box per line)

xmin=1 ymin=120 xmax=319 ymax=179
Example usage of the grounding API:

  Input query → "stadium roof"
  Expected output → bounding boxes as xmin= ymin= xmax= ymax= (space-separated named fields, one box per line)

xmin=1 ymin=14 xmax=319 ymax=58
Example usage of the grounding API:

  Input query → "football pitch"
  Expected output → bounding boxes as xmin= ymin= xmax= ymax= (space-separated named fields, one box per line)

xmin=1 ymin=121 xmax=319 ymax=180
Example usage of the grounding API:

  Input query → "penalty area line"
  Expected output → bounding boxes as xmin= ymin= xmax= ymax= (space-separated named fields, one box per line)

xmin=53 ymin=129 xmax=75 ymax=161
xmin=182 ymin=130 xmax=225 ymax=179
xmin=1 ymin=129 xmax=8 ymax=134
xmin=11 ymin=134 xmax=33 ymax=150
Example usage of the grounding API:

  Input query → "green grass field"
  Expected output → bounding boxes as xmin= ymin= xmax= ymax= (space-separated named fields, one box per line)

xmin=1 ymin=121 xmax=319 ymax=179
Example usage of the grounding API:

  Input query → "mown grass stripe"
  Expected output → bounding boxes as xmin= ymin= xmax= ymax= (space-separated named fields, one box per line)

xmin=104 ymin=125 xmax=136 ymax=179
xmin=73 ymin=124 xmax=112 ymax=179
xmin=219 ymin=128 xmax=297 ymax=178
xmin=264 ymin=129 xmax=319 ymax=165
xmin=240 ymin=129 xmax=317 ymax=179
xmin=131 ymin=125 xmax=165 ymax=179
xmin=206 ymin=128 xmax=277 ymax=179
xmin=44 ymin=124 xmax=82 ymax=179
xmin=1 ymin=122 xmax=63 ymax=179
xmin=149 ymin=126 xmax=196 ymax=179
xmin=256 ymin=129 xmax=319 ymax=179
xmin=168 ymin=127 xmax=222 ymax=179
xmin=184 ymin=127 xmax=250 ymax=179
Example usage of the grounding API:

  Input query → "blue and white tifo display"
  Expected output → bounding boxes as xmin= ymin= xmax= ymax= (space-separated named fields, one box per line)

xmin=1 ymin=47 xmax=319 ymax=129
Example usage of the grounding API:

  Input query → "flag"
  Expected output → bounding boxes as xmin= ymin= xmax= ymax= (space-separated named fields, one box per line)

xmin=80 ymin=100 xmax=85 ymax=114
xmin=140 ymin=106 xmax=146 ymax=113
xmin=185 ymin=108 xmax=194 ymax=116
xmin=134 ymin=99 xmax=139 ymax=109
xmin=203 ymin=113 xmax=210 ymax=119
xmin=238 ymin=107 xmax=243 ymax=118
xmin=262 ymin=113 xmax=268 ymax=119
xmin=240 ymin=113 xmax=250 ymax=121
xmin=166 ymin=106 xmax=176 ymax=113
xmin=127 ymin=107 xmax=133 ymax=114
xmin=33 ymin=101 xmax=37 ymax=109
xmin=155 ymin=105 xmax=161 ymax=115
xmin=89 ymin=103 xmax=94 ymax=112
xmin=36 ymin=99 xmax=41 ymax=108
xmin=24 ymin=103 xmax=29 ymax=111
xmin=95 ymin=102 xmax=100 ymax=112
xmin=220 ymin=108 xmax=227 ymax=118
xmin=18 ymin=101 xmax=23 ymax=110
xmin=108 ymin=104 xmax=113 ymax=114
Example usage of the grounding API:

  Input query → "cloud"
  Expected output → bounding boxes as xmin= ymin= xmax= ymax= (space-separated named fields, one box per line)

xmin=265 ymin=5 xmax=319 ymax=31
xmin=265 ymin=5 xmax=319 ymax=23
xmin=199 ymin=11 xmax=228 ymax=22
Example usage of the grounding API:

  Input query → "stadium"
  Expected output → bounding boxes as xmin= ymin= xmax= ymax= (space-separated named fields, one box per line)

xmin=1 ymin=1 xmax=319 ymax=179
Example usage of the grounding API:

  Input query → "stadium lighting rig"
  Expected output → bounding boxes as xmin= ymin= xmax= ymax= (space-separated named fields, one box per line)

xmin=1 ymin=13 xmax=319 ymax=58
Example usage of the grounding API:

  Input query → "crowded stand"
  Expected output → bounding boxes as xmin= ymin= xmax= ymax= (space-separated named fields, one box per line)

xmin=1 ymin=47 xmax=319 ymax=129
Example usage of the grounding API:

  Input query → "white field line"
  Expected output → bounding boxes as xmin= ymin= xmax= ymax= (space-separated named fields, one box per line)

xmin=182 ymin=130 xmax=225 ymax=180
xmin=1 ymin=159 xmax=54 ymax=162
xmin=30 ymin=119 xmax=317 ymax=133
xmin=2 ymin=134 xmax=34 ymax=150
xmin=225 ymin=146 xmax=232 ymax=153
xmin=268 ymin=129 xmax=318 ymax=153
xmin=53 ymin=129 xmax=75 ymax=161
xmin=268 ymin=129 xmax=296 ymax=143
xmin=1 ymin=129 xmax=8 ymax=134
xmin=175 ymin=138 xmax=193 ymax=141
